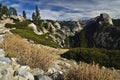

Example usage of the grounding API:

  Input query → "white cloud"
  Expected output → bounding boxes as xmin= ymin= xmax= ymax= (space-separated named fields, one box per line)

xmin=40 ymin=9 xmax=84 ymax=20
xmin=2 ymin=0 xmax=120 ymax=20
xmin=10 ymin=4 xmax=20 ymax=8
xmin=40 ymin=10 xmax=61 ymax=20
xmin=47 ymin=0 xmax=120 ymax=19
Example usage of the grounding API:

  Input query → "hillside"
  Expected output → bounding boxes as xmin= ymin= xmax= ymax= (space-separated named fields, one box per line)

xmin=0 ymin=31 xmax=118 ymax=80
xmin=0 ymin=2 xmax=120 ymax=80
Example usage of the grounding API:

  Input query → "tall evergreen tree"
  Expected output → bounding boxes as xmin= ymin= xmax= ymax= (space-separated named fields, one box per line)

xmin=32 ymin=5 xmax=41 ymax=25
xmin=13 ymin=8 xmax=17 ymax=15
xmin=22 ymin=10 xmax=26 ymax=19
xmin=35 ymin=5 xmax=41 ymax=20
xmin=2 ymin=6 xmax=8 ymax=16
xmin=0 ymin=3 xmax=2 ymax=8
xmin=32 ymin=12 xmax=36 ymax=21
xmin=79 ymin=30 xmax=87 ymax=47
xmin=69 ymin=30 xmax=87 ymax=48
xmin=9 ymin=7 xmax=17 ymax=16
xmin=0 ymin=3 xmax=2 ymax=18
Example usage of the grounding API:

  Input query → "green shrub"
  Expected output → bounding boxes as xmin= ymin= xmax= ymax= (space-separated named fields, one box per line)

xmin=11 ymin=29 xmax=61 ymax=48
xmin=61 ymin=48 xmax=120 ymax=69
xmin=5 ymin=23 xmax=15 ymax=28
xmin=5 ymin=20 xmax=31 ymax=29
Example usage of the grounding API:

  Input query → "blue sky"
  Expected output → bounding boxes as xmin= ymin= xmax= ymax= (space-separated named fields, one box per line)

xmin=0 ymin=0 xmax=120 ymax=20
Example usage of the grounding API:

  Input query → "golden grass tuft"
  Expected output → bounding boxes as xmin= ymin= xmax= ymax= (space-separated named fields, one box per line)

xmin=0 ymin=34 xmax=56 ymax=71
xmin=64 ymin=62 xmax=116 ymax=80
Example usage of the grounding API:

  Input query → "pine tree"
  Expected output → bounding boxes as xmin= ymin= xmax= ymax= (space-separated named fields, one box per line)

xmin=2 ymin=6 xmax=8 ymax=16
xmin=0 ymin=3 xmax=9 ymax=18
xmin=9 ymin=7 xmax=17 ymax=16
xmin=32 ymin=12 xmax=36 ymax=22
xmin=0 ymin=3 xmax=2 ymax=19
xmin=0 ymin=3 xmax=2 ymax=8
xmin=22 ymin=10 xmax=26 ymax=19
xmin=35 ymin=5 xmax=41 ymax=20
xmin=8 ymin=7 xmax=12 ymax=16
xmin=13 ymin=8 xmax=17 ymax=15
xmin=32 ymin=5 xmax=41 ymax=25
xmin=79 ymin=30 xmax=87 ymax=47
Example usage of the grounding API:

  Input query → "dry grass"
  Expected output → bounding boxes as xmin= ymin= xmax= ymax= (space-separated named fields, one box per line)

xmin=0 ymin=34 xmax=117 ymax=80
xmin=0 ymin=34 xmax=56 ymax=71
xmin=64 ymin=62 xmax=116 ymax=80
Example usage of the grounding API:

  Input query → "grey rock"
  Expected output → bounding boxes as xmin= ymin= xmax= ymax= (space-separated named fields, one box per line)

xmin=17 ymin=66 xmax=34 ymax=80
xmin=28 ymin=23 xmax=43 ymax=35
xmin=32 ymin=68 xmax=44 ymax=75
xmin=17 ymin=66 xmax=30 ymax=75
xmin=1 ymin=69 xmax=7 ymax=76
xmin=0 ymin=36 xmax=3 ymax=44
xmin=34 ymin=75 xmax=52 ymax=80
xmin=0 ymin=57 xmax=11 ymax=64
xmin=0 ymin=49 xmax=5 ymax=57
xmin=22 ymin=72 xmax=34 ymax=80
xmin=49 ymin=72 xmax=63 ymax=80
xmin=47 ymin=67 xmax=63 ymax=80
xmin=0 ymin=69 xmax=8 ymax=80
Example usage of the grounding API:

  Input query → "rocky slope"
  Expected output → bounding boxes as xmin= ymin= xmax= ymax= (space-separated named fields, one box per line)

xmin=27 ymin=20 xmax=83 ymax=47
xmin=44 ymin=20 xmax=83 ymax=47
xmin=0 ymin=27 xmax=71 ymax=80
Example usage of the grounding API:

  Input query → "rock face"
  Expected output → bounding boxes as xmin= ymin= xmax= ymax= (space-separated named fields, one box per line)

xmin=84 ymin=13 xmax=120 ymax=49
xmin=94 ymin=26 xmax=120 ymax=49
xmin=98 ymin=13 xmax=113 ymax=26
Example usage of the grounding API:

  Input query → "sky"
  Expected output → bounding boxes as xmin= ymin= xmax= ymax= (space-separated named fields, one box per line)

xmin=0 ymin=0 xmax=120 ymax=20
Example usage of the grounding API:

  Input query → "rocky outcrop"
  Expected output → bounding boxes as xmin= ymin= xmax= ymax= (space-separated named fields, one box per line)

xmin=1 ymin=15 xmax=25 ymax=22
xmin=9 ymin=15 xmax=25 ymax=22
xmin=84 ymin=13 xmax=120 ymax=49
xmin=98 ymin=13 xmax=113 ymax=26
xmin=0 ymin=18 xmax=13 ymax=27
xmin=28 ymin=23 xmax=43 ymax=35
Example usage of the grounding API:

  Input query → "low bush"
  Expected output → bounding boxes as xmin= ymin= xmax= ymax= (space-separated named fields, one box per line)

xmin=61 ymin=48 xmax=120 ymax=69
xmin=5 ymin=20 xmax=31 ymax=29
xmin=11 ymin=29 xmax=61 ymax=48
